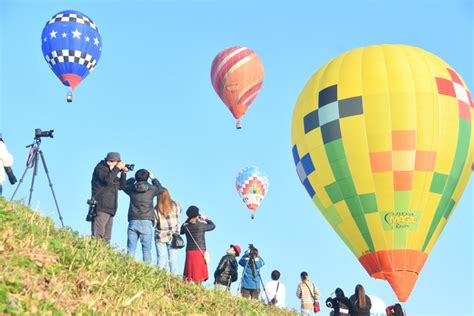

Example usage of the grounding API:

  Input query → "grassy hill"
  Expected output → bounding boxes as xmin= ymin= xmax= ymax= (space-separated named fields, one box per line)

xmin=0 ymin=199 xmax=296 ymax=315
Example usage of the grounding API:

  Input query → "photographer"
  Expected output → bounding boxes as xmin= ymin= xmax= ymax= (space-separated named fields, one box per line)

xmin=90 ymin=152 xmax=128 ymax=243
xmin=0 ymin=133 xmax=15 ymax=196
xmin=326 ymin=288 xmax=352 ymax=316
xmin=239 ymin=245 xmax=265 ymax=300
xmin=124 ymin=169 xmax=164 ymax=264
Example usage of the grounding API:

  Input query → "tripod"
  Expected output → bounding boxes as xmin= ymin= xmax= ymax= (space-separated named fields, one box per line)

xmin=10 ymin=137 xmax=64 ymax=227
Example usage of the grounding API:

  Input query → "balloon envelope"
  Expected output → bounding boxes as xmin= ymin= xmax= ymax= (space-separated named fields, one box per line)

xmin=291 ymin=45 xmax=473 ymax=302
xmin=236 ymin=166 xmax=269 ymax=213
xmin=211 ymin=46 xmax=264 ymax=121
xmin=41 ymin=10 xmax=102 ymax=91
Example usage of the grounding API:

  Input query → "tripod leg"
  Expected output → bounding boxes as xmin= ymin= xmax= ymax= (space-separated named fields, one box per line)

xmin=38 ymin=150 xmax=64 ymax=227
xmin=27 ymin=152 xmax=39 ymax=207
xmin=10 ymin=165 xmax=32 ymax=201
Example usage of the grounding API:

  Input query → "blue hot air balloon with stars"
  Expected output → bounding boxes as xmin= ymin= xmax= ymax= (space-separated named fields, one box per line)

xmin=41 ymin=10 xmax=102 ymax=102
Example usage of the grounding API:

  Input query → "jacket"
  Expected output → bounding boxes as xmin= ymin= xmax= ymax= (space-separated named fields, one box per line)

xmin=349 ymin=294 xmax=372 ymax=316
xmin=326 ymin=296 xmax=352 ymax=316
xmin=214 ymin=254 xmax=238 ymax=286
xmin=124 ymin=178 xmax=163 ymax=222
xmin=91 ymin=160 xmax=126 ymax=216
xmin=238 ymin=253 xmax=265 ymax=290
xmin=180 ymin=219 xmax=216 ymax=251
xmin=0 ymin=141 xmax=14 ymax=185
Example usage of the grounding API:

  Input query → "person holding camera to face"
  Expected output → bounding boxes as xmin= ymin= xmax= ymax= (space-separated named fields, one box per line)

xmin=124 ymin=169 xmax=164 ymax=264
xmin=0 ymin=133 xmax=16 ymax=196
xmin=326 ymin=288 xmax=352 ymax=316
xmin=180 ymin=206 xmax=216 ymax=283
xmin=90 ymin=152 xmax=128 ymax=243
xmin=239 ymin=245 xmax=265 ymax=300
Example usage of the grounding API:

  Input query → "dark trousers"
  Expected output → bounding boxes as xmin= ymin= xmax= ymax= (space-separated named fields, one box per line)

xmin=92 ymin=211 xmax=113 ymax=242
xmin=241 ymin=287 xmax=260 ymax=299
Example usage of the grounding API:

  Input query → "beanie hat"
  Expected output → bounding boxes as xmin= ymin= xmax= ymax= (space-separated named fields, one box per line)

xmin=186 ymin=205 xmax=199 ymax=218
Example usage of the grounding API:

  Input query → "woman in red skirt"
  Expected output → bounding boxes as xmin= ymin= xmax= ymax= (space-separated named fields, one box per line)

xmin=180 ymin=205 xmax=216 ymax=283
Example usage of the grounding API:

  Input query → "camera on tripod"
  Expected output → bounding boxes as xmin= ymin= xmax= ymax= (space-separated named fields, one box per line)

xmin=125 ymin=164 xmax=135 ymax=171
xmin=35 ymin=128 xmax=54 ymax=139
xmin=86 ymin=198 xmax=98 ymax=222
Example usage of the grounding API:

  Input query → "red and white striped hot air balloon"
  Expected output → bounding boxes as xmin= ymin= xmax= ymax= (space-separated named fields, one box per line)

xmin=211 ymin=46 xmax=264 ymax=129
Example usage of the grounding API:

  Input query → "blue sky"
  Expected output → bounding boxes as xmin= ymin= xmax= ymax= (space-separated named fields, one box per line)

xmin=1 ymin=0 xmax=472 ymax=315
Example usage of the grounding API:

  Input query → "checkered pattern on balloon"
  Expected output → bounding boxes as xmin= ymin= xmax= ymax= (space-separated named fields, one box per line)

xmin=236 ymin=166 xmax=269 ymax=219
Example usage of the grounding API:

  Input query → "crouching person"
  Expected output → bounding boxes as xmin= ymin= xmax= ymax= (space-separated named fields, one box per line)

xmin=124 ymin=169 xmax=164 ymax=264
xmin=214 ymin=244 xmax=241 ymax=291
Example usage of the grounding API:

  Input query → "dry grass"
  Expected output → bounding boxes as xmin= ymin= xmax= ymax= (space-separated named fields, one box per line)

xmin=0 ymin=199 xmax=297 ymax=315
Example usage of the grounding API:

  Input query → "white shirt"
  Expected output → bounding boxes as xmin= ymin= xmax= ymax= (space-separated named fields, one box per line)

xmin=0 ymin=141 xmax=14 ymax=184
xmin=262 ymin=280 xmax=286 ymax=308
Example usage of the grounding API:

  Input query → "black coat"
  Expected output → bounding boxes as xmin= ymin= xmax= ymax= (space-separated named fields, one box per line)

xmin=124 ymin=178 xmax=163 ymax=222
xmin=214 ymin=254 xmax=238 ymax=286
xmin=326 ymin=296 xmax=352 ymax=316
xmin=91 ymin=161 xmax=126 ymax=216
xmin=180 ymin=219 xmax=216 ymax=251
xmin=349 ymin=294 xmax=372 ymax=316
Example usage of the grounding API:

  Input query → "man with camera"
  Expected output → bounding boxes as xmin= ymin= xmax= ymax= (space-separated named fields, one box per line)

xmin=90 ymin=152 xmax=129 ymax=242
xmin=123 ymin=169 xmax=163 ymax=264
xmin=238 ymin=245 xmax=265 ymax=300
xmin=0 ymin=133 xmax=16 ymax=196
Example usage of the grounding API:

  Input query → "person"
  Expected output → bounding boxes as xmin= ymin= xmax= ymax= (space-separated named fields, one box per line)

xmin=154 ymin=187 xmax=182 ymax=274
xmin=239 ymin=246 xmax=265 ymax=300
xmin=296 ymin=272 xmax=320 ymax=316
xmin=214 ymin=244 xmax=241 ymax=291
xmin=90 ymin=152 xmax=128 ymax=242
xmin=325 ymin=288 xmax=352 ymax=316
xmin=262 ymin=270 xmax=286 ymax=308
xmin=180 ymin=205 xmax=216 ymax=283
xmin=386 ymin=303 xmax=405 ymax=316
xmin=350 ymin=284 xmax=372 ymax=316
xmin=124 ymin=169 xmax=164 ymax=264
xmin=0 ymin=133 xmax=15 ymax=196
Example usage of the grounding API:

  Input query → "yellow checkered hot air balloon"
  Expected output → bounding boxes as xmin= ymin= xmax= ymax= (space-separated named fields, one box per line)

xmin=291 ymin=45 xmax=473 ymax=302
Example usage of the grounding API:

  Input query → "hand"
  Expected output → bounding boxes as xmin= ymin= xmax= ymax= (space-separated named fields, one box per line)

xmin=199 ymin=214 xmax=208 ymax=221
xmin=148 ymin=170 xmax=155 ymax=180
xmin=122 ymin=166 xmax=129 ymax=173
xmin=116 ymin=161 xmax=126 ymax=170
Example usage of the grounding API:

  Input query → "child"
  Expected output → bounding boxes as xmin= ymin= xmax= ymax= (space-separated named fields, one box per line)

xmin=214 ymin=244 xmax=241 ymax=290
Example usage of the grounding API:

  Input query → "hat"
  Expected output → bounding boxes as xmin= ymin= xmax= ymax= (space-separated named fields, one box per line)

xmin=186 ymin=205 xmax=200 ymax=218
xmin=105 ymin=152 xmax=121 ymax=161
xmin=230 ymin=244 xmax=241 ymax=256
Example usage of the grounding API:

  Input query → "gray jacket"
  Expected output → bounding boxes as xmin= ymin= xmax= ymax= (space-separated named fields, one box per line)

xmin=124 ymin=178 xmax=163 ymax=222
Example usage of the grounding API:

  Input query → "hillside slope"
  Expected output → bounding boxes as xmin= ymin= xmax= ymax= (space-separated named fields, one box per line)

xmin=0 ymin=199 xmax=295 ymax=315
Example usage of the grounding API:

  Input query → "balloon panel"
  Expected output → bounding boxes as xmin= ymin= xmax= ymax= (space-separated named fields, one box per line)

xmin=291 ymin=45 xmax=473 ymax=301
xmin=41 ymin=10 xmax=102 ymax=90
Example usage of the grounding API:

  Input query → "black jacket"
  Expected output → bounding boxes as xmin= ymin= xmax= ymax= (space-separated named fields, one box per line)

xmin=91 ymin=160 xmax=126 ymax=216
xmin=326 ymin=296 xmax=352 ymax=316
xmin=214 ymin=254 xmax=238 ymax=286
xmin=349 ymin=294 xmax=372 ymax=316
xmin=180 ymin=219 xmax=216 ymax=251
xmin=124 ymin=178 xmax=163 ymax=222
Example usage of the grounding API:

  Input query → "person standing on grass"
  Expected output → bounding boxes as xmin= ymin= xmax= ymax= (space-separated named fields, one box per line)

xmin=180 ymin=205 xmax=216 ymax=283
xmin=214 ymin=244 xmax=240 ymax=291
xmin=296 ymin=271 xmax=320 ymax=316
xmin=154 ymin=188 xmax=182 ymax=274
xmin=262 ymin=270 xmax=286 ymax=308
xmin=349 ymin=284 xmax=372 ymax=316
xmin=124 ymin=169 xmax=164 ymax=264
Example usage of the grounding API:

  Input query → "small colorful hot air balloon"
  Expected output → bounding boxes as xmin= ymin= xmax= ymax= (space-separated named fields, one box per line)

xmin=41 ymin=10 xmax=102 ymax=102
xmin=236 ymin=166 xmax=269 ymax=219
xmin=211 ymin=46 xmax=264 ymax=129
xmin=291 ymin=45 xmax=473 ymax=302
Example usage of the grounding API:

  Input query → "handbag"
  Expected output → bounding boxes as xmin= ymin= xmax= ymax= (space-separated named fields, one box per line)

xmin=304 ymin=282 xmax=320 ymax=314
xmin=171 ymin=233 xmax=185 ymax=249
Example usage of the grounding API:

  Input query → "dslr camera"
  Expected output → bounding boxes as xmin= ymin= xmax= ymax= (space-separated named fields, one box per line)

xmin=86 ymin=198 xmax=98 ymax=222
xmin=125 ymin=164 xmax=135 ymax=171
xmin=35 ymin=128 xmax=54 ymax=139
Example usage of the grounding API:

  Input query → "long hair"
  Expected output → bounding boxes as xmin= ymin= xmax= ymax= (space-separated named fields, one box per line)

xmin=355 ymin=284 xmax=366 ymax=308
xmin=157 ymin=188 xmax=176 ymax=216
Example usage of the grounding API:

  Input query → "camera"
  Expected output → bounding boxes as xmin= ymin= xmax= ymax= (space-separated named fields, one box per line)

xmin=86 ymin=198 xmax=98 ymax=222
xmin=35 ymin=128 xmax=54 ymax=139
xmin=125 ymin=164 xmax=135 ymax=171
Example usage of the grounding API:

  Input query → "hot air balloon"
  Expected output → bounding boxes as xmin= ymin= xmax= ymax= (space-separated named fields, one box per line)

xmin=211 ymin=46 xmax=264 ymax=129
xmin=236 ymin=166 xmax=269 ymax=219
xmin=41 ymin=10 xmax=102 ymax=102
xmin=291 ymin=45 xmax=473 ymax=302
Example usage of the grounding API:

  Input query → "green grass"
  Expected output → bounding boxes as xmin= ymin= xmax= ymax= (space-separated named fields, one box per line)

xmin=0 ymin=199 xmax=296 ymax=315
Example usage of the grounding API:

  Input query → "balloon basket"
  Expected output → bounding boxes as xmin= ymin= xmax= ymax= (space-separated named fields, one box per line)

xmin=236 ymin=120 xmax=242 ymax=129
xmin=67 ymin=92 xmax=73 ymax=103
xmin=251 ymin=214 xmax=255 ymax=219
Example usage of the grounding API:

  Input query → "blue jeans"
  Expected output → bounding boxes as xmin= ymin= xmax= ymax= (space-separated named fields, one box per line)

xmin=127 ymin=220 xmax=153 ymax=264
xmin=156 ymin=240 xmax=178 ymax=274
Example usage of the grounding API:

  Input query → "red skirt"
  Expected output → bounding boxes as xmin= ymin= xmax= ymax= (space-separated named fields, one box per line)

xmin=183 ymin=250 xmax=208 ymax=283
